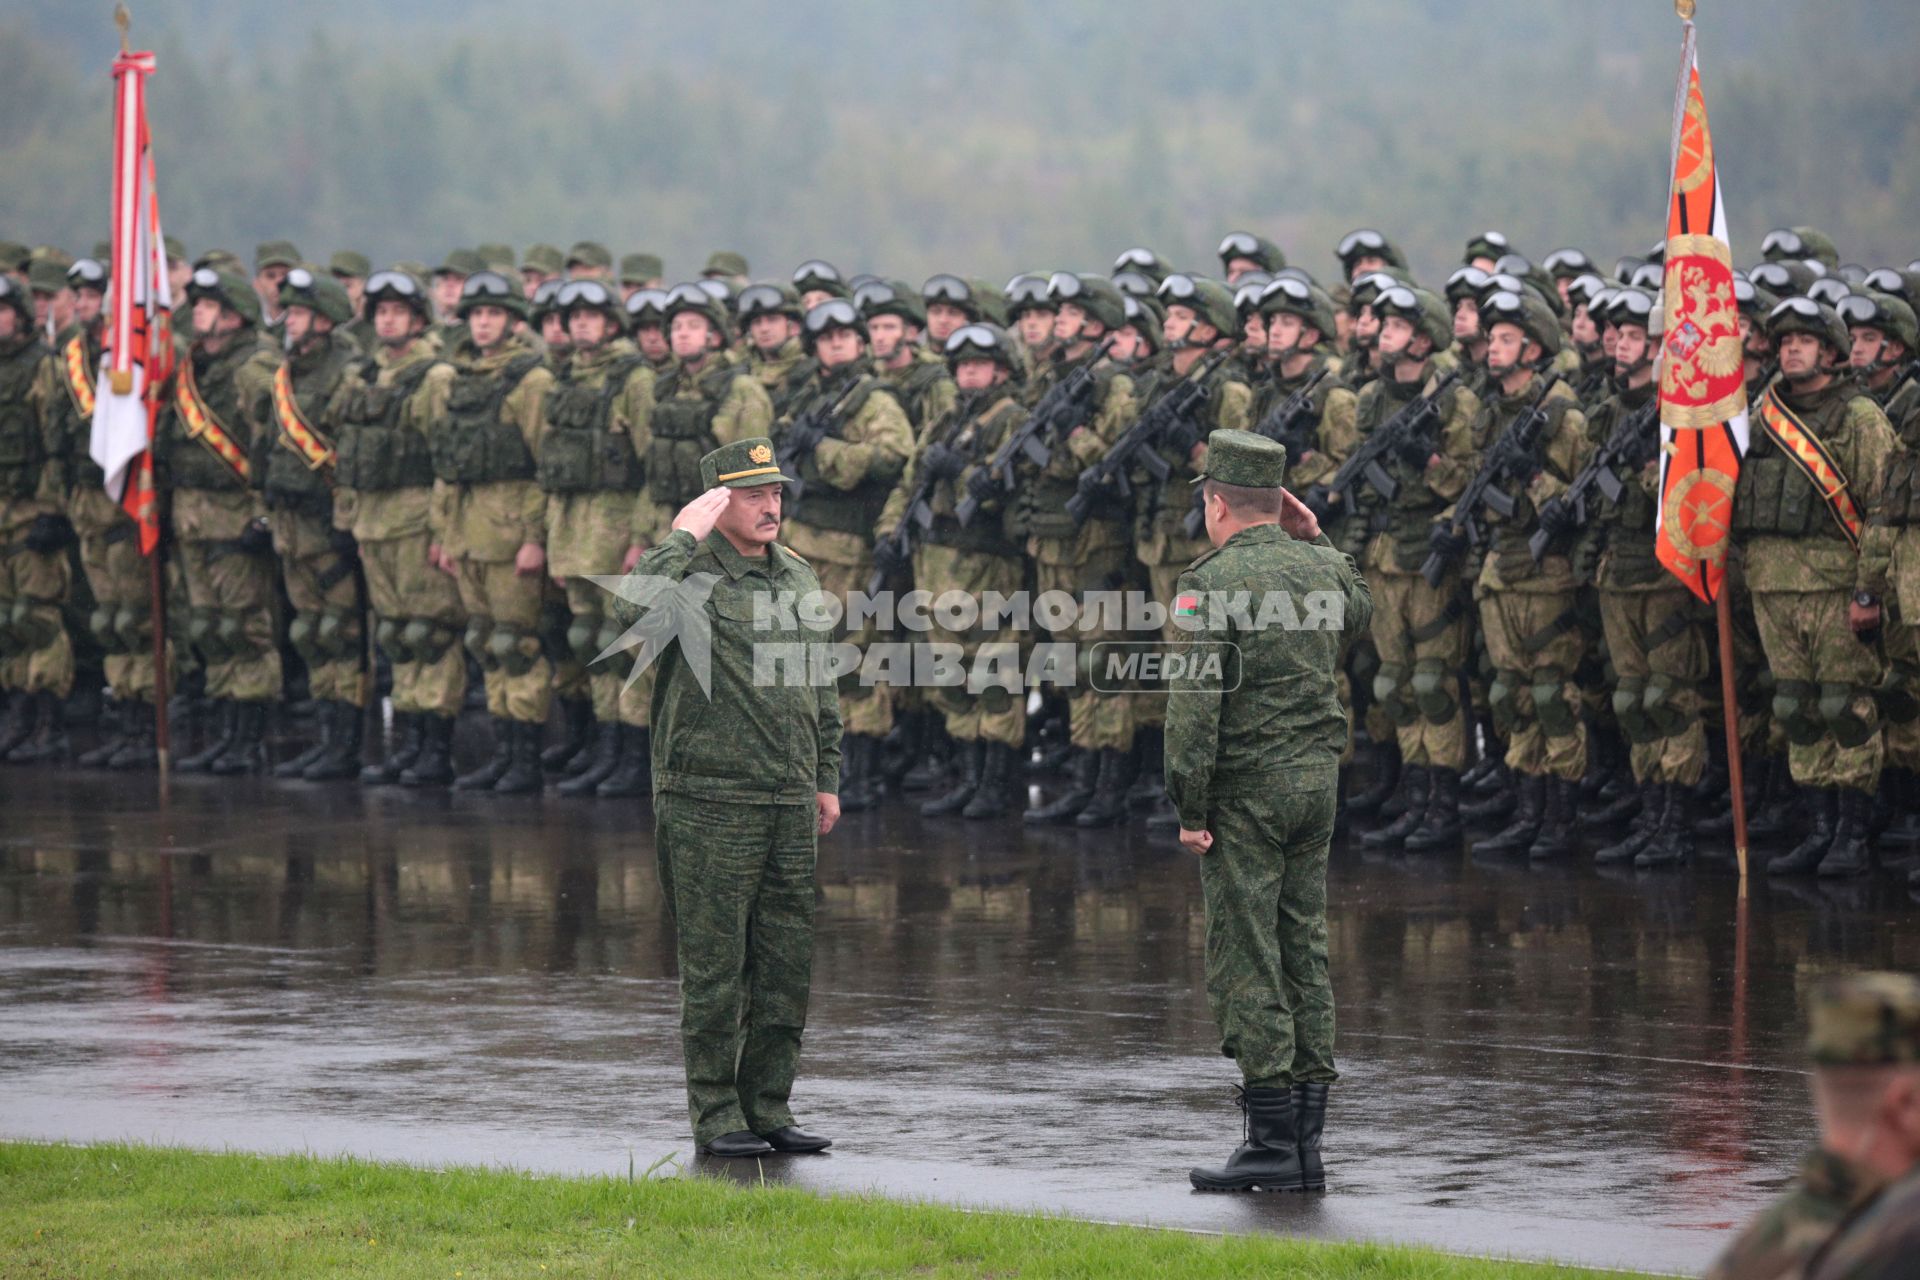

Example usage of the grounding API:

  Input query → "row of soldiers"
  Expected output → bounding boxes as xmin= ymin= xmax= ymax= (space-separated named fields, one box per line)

xmin=0 ymin=228 xmax=1917 ymax=886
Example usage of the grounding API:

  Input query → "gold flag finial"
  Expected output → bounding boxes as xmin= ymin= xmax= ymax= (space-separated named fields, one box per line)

xmin=114 ymin=3 xmax=130 ymax=52
xmin=1676 ymin=0 xmax=1695 ymax=18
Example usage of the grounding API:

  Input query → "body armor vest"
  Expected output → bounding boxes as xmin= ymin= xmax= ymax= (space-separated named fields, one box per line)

xmin=1592 ymin=387 xmax=1664 ymax=585
xmin=538 ymin=354 xmax=645 ymax=494
xmin=922 ymin=396 xmax=1023 ymax=558
xmin=0 ymin=338 xmax=49 ymax=500
xmin=787 ymin=374 xmax=898 ymax=538
xmin=1476 ymin=381 xmax=1574 ymax=581
xmin=646 ymin=359 xmax=737 ymax=507
xmin=263 ymin=336 xmax=360 ymax=514
xmin=1023 ymin=362 xmax=1128 ymax=539
xmin=430 ymin=354 xmax=542 ymax=485
xmin=1734 ymin=385 xmax=1859 ymax=541
xmin=165 ymin=341 xmax=261 ymax=493
xmin=1352 ymin=377 xmax=1463 ymax=572
xmin=334 ymin=356 xmax=438 ymax=492
xmin=889 ymin=356 xmax=949 ymax=429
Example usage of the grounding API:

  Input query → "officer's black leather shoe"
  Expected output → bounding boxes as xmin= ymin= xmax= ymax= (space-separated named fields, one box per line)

xmin=758 ymin=1126 xmax=832 ymax=1153
xmin=700 ymin=1130 xmax=774 ymax=1158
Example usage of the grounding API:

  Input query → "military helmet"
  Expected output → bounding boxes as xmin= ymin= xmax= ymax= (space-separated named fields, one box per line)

xmin=1158 ymin=274 xmax=1238 ymax=339
xmin=1258 ymin=275 xmax=1337 ymax=340
xmin=1731 ymin=273 xmax=1779 ymax=322
xmin=0 ymin=275 xmax=32 ymax=326
xmin=1233 ymin=275 xmax=1273 ymax=318
xmin=530 ymin=277 xmax=565 ymax=324
xmin=942 ymin=321 xmax=1016 ymax=371
xmin=1806 ymin=277 xmax=1853 ymax=309
xmin=278 ymin=265 xmax=356 ymax=326
xmin=1838 ymin=290 xmax=1920 ymax=352
xmin=1004 ymin=272 xmax=1056 ymax=318
xmin=1335 ymin=227 xmax=1406 ymax=274
xmin=792 ymin=259 xmax=848 ymax=300
xmin=921 ymin=273 xmax=982 ymax=322
xmin=1766 ymin=296 xmax=1850 ymax=355
xmin=1628 ymin=261 xmax=1666 ymax=293
xmin=1445 ymin=265 xmax=1490 ymax=306
xmin=1748 ymin=260 xmax=1812 ymax=299
xmin=801 ymin=296 xmax=868 ymax=350
xmin=1373 ymin=282 xmax=1452 ymax=352
xmin=1111 ymin=269 xmax=1159 ymax=300
xmin=1862 ymin=268 xmax=1920 ymax=309
xmin=1542 ymin=248 xmax=1595 ymax=282
xmin=1464 ymin=230 xmax=1514 ymax=265
xmin=555 ymin=277 xmax=627 ymax=332
xmin=1120 ymin=294 xmax=1162 ymax=352
xmin=855 ymin=278 xmax=927 ymax=328
xmin=456 ymin=269 xmax=530 ymax=321
xmin=66 ymin=257 xmax=109 ymax=293
xmin=1112 ymin=245 xmax=1171 ymax=284
xmin=1218 ymin=231 xmax=1286 ymax=274
xmin=736 ymin=281 xmax=804 ymax=323
xmin=662 ymin=281 xmax=728 ymax=338
xmin=964 ymin=279 xmax=1007 ymax=327
xmin=1837 ymin=263 xmax=1870 ymax=286
xmin=1808 ymin=971 xmax=1920 ymax=1067
xmin=1565 ymin=272 xmax=1611 ymax=314
xmin=1347 ymin=270 xmax=1399 ymax=312
xmin=1761 ymin=226 xmax=1841 ymax=270
xmin=364 ymin=267 xmax=433 ymax=322
xmin=1612 ymin=254 xmax=1646 ymax=285
xmin=1047 ymin=272 xmax=1127 ymax=333
xmin=1601 ymin=286 xmax=1656 ymax=333
xmin=185 ymin=266 xmax=262 ymax=326
xmin=624 ymin=286 xmax=671 ymax=328
xmin=1479 ymin=287 xmax=1561 ymax=356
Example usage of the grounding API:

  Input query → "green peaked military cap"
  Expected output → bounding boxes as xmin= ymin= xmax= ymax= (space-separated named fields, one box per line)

xmin=163 ymin=234 xmax=187 ymax=263
xmin=329 ymin=250 xmax=371 ymax=278
xmin=1193 ymin=428 xmax=1286 ymax=488
xmin=437 ymin=247 xmax=485 ymax=277
xmin=255 ymin=239 xmax=301 ymax=269
xmin=476 ymin=242 xmax=516 ymax=269
xmin=620 ymin=252 xmax=664 ymax=284
xmin=27 ymin=258 xmax=69 ymax=292
xmin=1809 ymin=971 xmax=1920 ymax=1066
xmin=705 ymin=250 xmax=749 ymax=278
xmin=523 ymin=243 xmax=565 ymax=275
xmin=566 ymin=240 xmax=613 ymax=270
xmin=700 ymin=437 xmax=797 ymax=490
xmin=0 ymin=241 xmax=30 ymax=271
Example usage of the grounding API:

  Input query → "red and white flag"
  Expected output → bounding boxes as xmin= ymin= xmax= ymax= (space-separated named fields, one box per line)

xmin=1653 ymin=19 xmax=1748 ymax=603
xmin=89 ymin=46 xmax=173 ymax=556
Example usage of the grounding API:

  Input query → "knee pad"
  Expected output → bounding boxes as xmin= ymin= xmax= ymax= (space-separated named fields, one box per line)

xmin=1643 ymin=672 xmax=1690 ymax=739
xmin=1348 ymin=640 xmax=1381 ymax=694
xmin=594 ymin=616 xmax=625 ymax=661
xmin=1877 ymin=666 xmax=1920 ymax=726
xmin=287 ymin=613 xmax=318 ymax=661
xmin=1371 ymin=661 xmax=1417 ymax=727
xmin=978 ymin=683 xmax=1014 ymax=716
xmin=315 ymin=610 xmax=355 ymax=659
xmin=1612 ymin=675 xmax=1655 ymax=743
xmin=1487 ymin=668 xmax=1523 ymax=736
xmin=1411 ymin=659 xmax=1459 ymax=725
xmin=188 ymin=605 xmax=223 ymax=661
xmin=1819 ymin=681 xmax=1879 ymax=749
xmin=464 ymin=618 xmax=493 ymax=668
xmin=218 ymin=610 xmax=256 ymax=657
xmin=488 ymin=624 xmax=536 ymax=676
xmin=376 ymin=616 xmax=407 ymax=662
xmin=1773 ymin=679 xmax=1822 ymax=746
xmin=418 ymin=620 xmax=459 ymax=663
xmin=1531 ymin=666 xmax=1579 ymax=737
xmin=112 ymin=604 xmax=148 ymax=655
xmin=567 ymin=614 xmax=604 ymax=667
xmin=90 ymin=605 xmax=124 ymax=655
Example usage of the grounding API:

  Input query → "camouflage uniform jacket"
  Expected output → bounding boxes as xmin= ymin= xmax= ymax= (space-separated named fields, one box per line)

xmin=1706 ymin=1147 xmax=1889 ymax=1280
xmin=1347 ymin=363 xmax=1480 ymax=576
xmin=1250 ymin=350 xmax=1357 ymax=493
xmin=329 ymin=333 xmax=454 ymax=543
xmin=429 ymin=330 xmax=555 ymax=562
xmin=1470 ymin=370 xmax=1590 ymax=595
xmin=1763 ymin=378 xmax=1896 ymax=598
xmin=1805 ymin=1160 xmax=1920 ymax=1280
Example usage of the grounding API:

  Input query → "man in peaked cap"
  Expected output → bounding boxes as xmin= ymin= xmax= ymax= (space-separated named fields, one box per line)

xmin=703 ymin=251 xmax=750 ymax=288
xmin=1168 ymin=428 xmax=1370 ymax=1195
xmin=619 ymin=253 xmax=665 ymax=299
xmin=566 ymin=241 xmax=613 ymax=281
xmin=612 ymin=435 xmax=842 ymax=1159
xmin=329 ymin=251 xmax=374 ymax=350
xmin=253 ymin=240 xmax=301 ymax=328
xmin=1708 ymin=972 xmax=1920 ymax=1280
xmin=521 ymin=244 xmax=565 ymax=295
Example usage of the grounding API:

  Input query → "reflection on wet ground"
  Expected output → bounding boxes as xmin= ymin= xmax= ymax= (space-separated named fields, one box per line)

xmin=2 ymin=770 xmax=1916 ymax=1273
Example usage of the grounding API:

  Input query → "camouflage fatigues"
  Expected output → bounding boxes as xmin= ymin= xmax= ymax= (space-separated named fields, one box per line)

xmin=0 ymin=330 xmax=71 ymax=698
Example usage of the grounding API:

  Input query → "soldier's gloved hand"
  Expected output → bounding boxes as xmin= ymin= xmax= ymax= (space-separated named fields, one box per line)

xmin=920 ymin=443 xmax=967 ymax=481
xmin=872 ymin=537 xmax=910 ymax=578
xmin=1397 ymin=433 xmax=1435 ymax=471
xmin=1163 ymin=418 xmax=1202 ymax=455
xmin=1302 ymin=484 xmax=1334 ymax=523
xmin=23 ymin=513 xmax=74 ymax=554
xmin=237 ymin=517 xmax=274 ymax=556
xmin=1535 ymin=497 xmax=1576 ymax=540
xmin=1074 ymin=467 xmax=1109 ymax=499
xmin=1428 ymin=523 xmax=1470 ymax=558
xmin=327 ymin=528 xmax=359 ymax=558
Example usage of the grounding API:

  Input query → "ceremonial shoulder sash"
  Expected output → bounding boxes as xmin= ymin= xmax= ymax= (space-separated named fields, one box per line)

xmin=63 ymin=335 xmax=95 ymax=418
xmin=271 ymin=362 xmax=337 ymax=474
xmin=174 ymin=359 xmax=253 ymax=483
xmin=1757 ymin=385 xmax=1864 ymax=550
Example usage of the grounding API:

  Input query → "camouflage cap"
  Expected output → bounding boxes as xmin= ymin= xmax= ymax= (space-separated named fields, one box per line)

xmin=1193 ymin=428 xmax=1286 ymax=489
xmin=704 ymin=250 xmax=750 ymax=279
xmin=163 ymin=234 xmax=187 ymax=264
xmin=255 ymin=239 xmax=302 ymax=270
xmin=27 ymin=258 xmax=69 ymax=293
xmin=0 ymin=240 xmax=30 ymax=271
xmin=620 ymin=252 xmax=664 ymax=285
xmin=476 ymin=242 xmax=515 ymax=270
xmin=437 ymin=248 xmax=485 ymax=278
xmin=700 ymin=436 xmax=794 ymax=490
xmin=91 ymin=240 xmax=112 ymax=261
xmin=329 ymin=250 xmax=371 ymax=279
xmin=566 ymin=241 xmax=612 ymax=271
xmin=195 ymin=249 xmax=244 ymax=274
xmin=1809 ymin=971 xmax=1920 ymax=1066
xmin=30 ymin=245 xmax=75 ymax=269
xmin=523 ymin=244 xmax=565 ymax=276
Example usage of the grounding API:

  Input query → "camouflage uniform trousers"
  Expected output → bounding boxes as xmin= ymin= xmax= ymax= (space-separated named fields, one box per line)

xmin=1751 ymin=588 xmax=1885 ymax=793
xmin=546 ymin=578 xmax=587 ymax=705
xmin=0 ymin=528 xmax=74 ymax=698
xmin=453 ymin=556 xmax=553 ymax=725
xmin=1598 ymin=586 xmax=1709 ymax=787
xmin=913 ymin=543 xmax=1025 ymax=748
xmin=1349 ymin=567 xmax=1394 ymax=752
xmin=179 ymin=538 xmax=281 ymax=703
xmin=1877 ymin=534 xmax=1920 ymax=772
xmin=1031 ymin=525 xmax=1134 ymax=753
xmin=809 ymin=556 xmax=893 ymax=740
xmin=564 ymin=576 xmax=651 ymax=728
xmin=656 ymin=792 xmax=816 ymax=1145
xmin=361 ymin=532 xmax=466 ymax=718
xmin=1728 ymin=573 xmax=1784 ymax=758
xmin=75 ymin=505 xmax=164 ymax=704
xmin=1197 ymin=784 xmax=1338 ymax=1089
xmin=1367 ymin=569 xmax=1470 ymax=771
xmin=1478 ymin=588 xmax=1588 ymax=781
xmin=273 ymin=510 xmax=366 ymax=707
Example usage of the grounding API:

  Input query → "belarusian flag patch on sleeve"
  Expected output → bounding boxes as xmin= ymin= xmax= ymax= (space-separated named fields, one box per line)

xmin=1173 ymin=593 xmax=1200 ymax=618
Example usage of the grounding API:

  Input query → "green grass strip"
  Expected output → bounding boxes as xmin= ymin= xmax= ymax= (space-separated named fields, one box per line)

xmin=0 ymin=1140 xmax=1657 ymax=1279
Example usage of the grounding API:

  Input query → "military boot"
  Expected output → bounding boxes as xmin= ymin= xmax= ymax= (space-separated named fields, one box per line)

xmin=0 ymin=691 xmax=31 ymax=757
xmin=5 ymin=691 xmax=69 ymax=763
xmin=1459 ymin=768 xmax=1520 ymax=824
xmin=207 ymin=701 xmax=267 ymax=775
xmin=838 ymin=735 xmax=883 ymax=812
xmin=901 ymin=716 xmax=952 ymax=793
xmin=273 ymin=701 xmax=335 ymax=778
xmin=491 ymin=719 xmax=544 ymax=794
xmin=1025 ymin=747 xmax=1097 ymax=824
xmin=1469 ymin=755 xmax=1512 ymax=797
xmin=1746 ymin=758 xmax=1798 ymax=840
xmin=1580 ymin=722 xmax=1619 ymax=803
xmin=1474 ymin=772 xmax=1546 ymax=854
xmin=920 ymin=739 xmax=983 ymax=817
xmin=1126 ymin=727 xmax=1167 ymax=811
xmin=1294 ymin=1083 xmax=1329 ymax=1192
xmin=595 ymin=727 xmax=652 ymax=799
xmin=1816 ymin=788 xmax=1874 ymax=878
xmin=1360 ymin=766 xmax=1431 ymax=849
xmin=557 ymin=721 xmax=622 ymax=796
xmin=1376 ymin=755 xmax=1423 ymax=821
xmin=1074 ymin=748 xmax=1135 ymax=828
xmin=1345 ymin=742 xmax=1400 ymax=817
xmin=303 ymin=702 xmax=365 ymax=781
xmin=1526 ymin=777 xmax=1580 ymax=860
xmin=1584 ymin=753 xmax=1644 ymax=824
xmin=1146 ymin=792 xmax=1183 ymax=830
xmin=1188 ymin=1087 xmax=1306 ymax=1193
xmin=78 ymin=701 xmax=130 ymax=767
xmin=177 ymin=699 xmax=236 ymax=772
xmin=1768 ymin=787 xmax=1836 ymax=876
xmin=454 ymin=718 xmax=513 ymax=790
xmin=1635 ymin=785 xmax=1695 ymax=869
xmin=1594 ymin=780 xmax=1664 ymax=864
xmin=542 ymin=697 xmax=592 ymax=773
xmin=400 ymin=715 xmax=456 ymax=788
xmin=361 ymin=712 xmax=421 ymax=785
xmin=1875 ymin=769 xmax=1920 ymax=845
xmin=963 ymin=742 xmax=1015 ymax=819
xmin=108 ymin=702 xmax=158 ymax=770
xmin=1402 ymin=767 xmax=1464 ymax=854
xmin=1694 ymin=755 xmax=1757 ymax=839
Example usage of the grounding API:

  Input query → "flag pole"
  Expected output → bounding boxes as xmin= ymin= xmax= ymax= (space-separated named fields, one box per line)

xmin=1716 ymin=586 xmax=1747 ymax=882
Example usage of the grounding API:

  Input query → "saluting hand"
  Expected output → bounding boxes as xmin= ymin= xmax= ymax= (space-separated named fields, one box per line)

xmin=673 ymin=488 xmax=732 ymax=542
xmin=1179 ymin=827 xmax=1214 ymax=857
xmin=1279 ymin=488 xmax=1321 ymax=541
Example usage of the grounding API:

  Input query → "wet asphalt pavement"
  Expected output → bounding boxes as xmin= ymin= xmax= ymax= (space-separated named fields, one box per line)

xmin=2 ymin=762 xmax=1917 ymax=1275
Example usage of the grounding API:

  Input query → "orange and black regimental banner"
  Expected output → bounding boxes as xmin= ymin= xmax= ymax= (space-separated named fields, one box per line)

xmin=63 ymin=334 xmax=96 ymax=418
xmin=174 ymin=358 xmax=252 ymax=484
xmin=1756 ymin=385 xmax=1864 ymax=551
xmin=271 ymin=363 xmax=336 ymax=476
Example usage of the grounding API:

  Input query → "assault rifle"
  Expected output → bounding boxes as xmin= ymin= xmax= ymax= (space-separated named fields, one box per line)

xmin=868 ymin=425 xmax=962 ymax=595
xmin=1312 ymin=369 xmax=1461 ymax=521
xmin=1419 ymin=373 xmax=1562 ymax=587
xmin=954 ymin=338 xmax=1114 ymax=527
xmin=1067 ymin=347 xmax=1232 ymax=526
xmin=1528 ymin=394 xmax=1659 ymax=562
xmin=775 ymin=372 xmax=870 ymax=504
xmin=1181 ymin=364 xmax=1331 ymax=537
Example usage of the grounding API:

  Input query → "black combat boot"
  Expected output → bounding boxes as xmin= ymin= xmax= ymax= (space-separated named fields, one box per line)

xmin=0 ymin=690 xmax=31 ymax=757
xmin=454 ymin=717 xmax=513 ymax=790
xmin=1636 ymin=785 xmax=1694 ymax=869
xmin=1746 ymin=758 xmax=1797 ymax=840
xmin=963 ymin=742 xmax=1015 ymax=819
xmin=1146 ymin=792 xmax=1183 ymax=830
xmin=1474 ymin=772 xmax=1545 ymax=855
xmin=361 ymin=711 xmax=421 ymax=785
xmin=1346 ymin=742 xmax=1400 ymax=817
xmin=1188 ymin=1087 xmax=1306 ymax=1193
xmin=1768 ymin=787 xmax=1836 ymax=876
xmin=1584 ymin=763 xmax=1644 ymax=826
xmin=1361 ymin=766 xmax=1431 ymax=849
xmin=1580 ymin=723 xmax=1618 ymax=803
xmin=1126 ymin=727 xmax=1167 ymax=811
xmin=491 ymin=719 xmax=544 ymax=794
xmin=1294 ymin=1083 xmax=1329 ymax=1192
xmin=1876 ymin=769 xmax=1920 ymax=845
xmin=5 ymin=691 xmax=69 ymax=763
xmin=108 ymin=702 xmax=158 ymax=770
xmin=920 ymin=739 xmax=983 ymax=817
xmin=542 ymin=697 xmax=592 ymax=773
xmin=557 ymin=721 xmax=622 ymax=796
xmin=78 ymin=701 xmax=129 ymax=767
xmin=176 ymin=699 xmax=236 ymax=772
xmin=207 ymin=701 xmax=266 ymax=775
xmin=1469 ymin=755 xmax=1512 ymax=797
xmin=838 ymin=735 xmax=882 ymax=812
xmin=901 ymin=716 xmax=952 ymax=792
xmin=1459 ymin=768 xmax=1520 ymax=824
xmin=1594 ymin=780 xmax=1664 ymax=864
xmin=1025 ymin=747 xmax=1097 ymax=824
xmin=1402 ymin=767 xmax=1463 ymax=853
xmin=303 ymin=702 xmax=364 ymax=781
xmin=399 ymin=715 xmax=455 ymax=788
xmin=1074 ymin=748 xmax=1135 ymax=827
xmin=1816 ymin=788 xmax=1874 ymax=878
xmin=1526 ymin=777 xmax=1580 ymax=860
xmin=1377 ymin=754 xmax=1423 ymax=821
xmin=273 ymin=700 xmax=334 ymax=777
xmin=595 ymin=727 xmax=652 ymax=798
